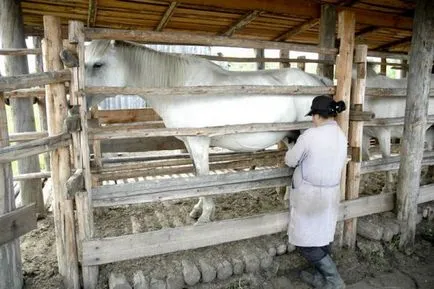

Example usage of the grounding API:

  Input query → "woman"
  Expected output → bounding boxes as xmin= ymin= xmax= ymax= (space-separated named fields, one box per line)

xmin=285 ymin=95 xmax=347 ymax=289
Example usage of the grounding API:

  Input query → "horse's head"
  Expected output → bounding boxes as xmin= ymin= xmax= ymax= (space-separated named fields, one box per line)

xmin=85 ymin=40 xmax=127 ymax=87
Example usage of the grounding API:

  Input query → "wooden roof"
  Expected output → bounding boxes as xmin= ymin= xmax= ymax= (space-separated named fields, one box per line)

xmin=21 ymin=0 xmax=415 ymax=54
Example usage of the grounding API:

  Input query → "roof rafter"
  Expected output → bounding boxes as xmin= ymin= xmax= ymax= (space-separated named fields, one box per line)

xmin=155 ymin=1 xmax=178 ymax=32
xmin=355 ymin=26 xmax=381 ymax=41
xmin=222 ymin=10 xmax=262 ymax=37
xmin=274 ymin=18 xmax=319 ymax=42
xmin=87 ymin=0 xmax=98 ymax=27
xmin=375 ymin=36 xmax=412 ymax=51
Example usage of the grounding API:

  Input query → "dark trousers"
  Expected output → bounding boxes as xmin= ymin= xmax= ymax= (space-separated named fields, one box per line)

xmin=297 ymin=244 xmax=330 ymax=263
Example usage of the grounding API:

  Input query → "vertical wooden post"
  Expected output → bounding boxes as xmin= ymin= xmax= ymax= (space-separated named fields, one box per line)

xmin=279 ymin=49 xmax=290 ymax=68
xmin=0 ymin=0 xmax=44 ymax=216
xmin=397 ymin=0 xmax=434 ymax=253
xmin=0 ymin=91 xmax=22 ymax=289
xmin=334 ymin=10 xmax=355 ymax=248
xmin=380 ymin=58 xmax=387 ymax=75
xmin=256 ymin=48 xmax=265 ymax=70
xmin=69 ymin=20 xmax=99 ymax=289
xmin=344 ymin=45 xmax=367 ymax=249
xmin=317 ymin=4 xmax=336 ymax=79
xmin=297 ymin=56 xmax=306 ymax=71
xmin=43 ymin=15 xmax=80 ymax=289
xmin=401 ymin=59 xmax=408 ymax=78
xmin=34 ymin=36 xmax=50 ymax=171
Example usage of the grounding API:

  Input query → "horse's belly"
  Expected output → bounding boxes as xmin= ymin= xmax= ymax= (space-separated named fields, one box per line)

xmin=210 ymin=132 xmax=287 ymax=152
xmin=155 ymin=96 xmax=296 ymax=128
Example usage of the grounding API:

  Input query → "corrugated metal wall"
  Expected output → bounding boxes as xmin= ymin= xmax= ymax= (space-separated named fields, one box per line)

xmin=99 ymin=44 xmax=212 ymax=110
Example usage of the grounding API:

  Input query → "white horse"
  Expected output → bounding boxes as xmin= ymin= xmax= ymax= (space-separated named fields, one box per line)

xmin=358 ymin=67 xmax=434 ymax=192
xmin=84 ymin=40 xmax=328 ymax=224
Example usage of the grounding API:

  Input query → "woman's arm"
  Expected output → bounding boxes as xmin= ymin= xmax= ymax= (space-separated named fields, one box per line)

xmin=284 ymin=133 xmax=307 ymax=168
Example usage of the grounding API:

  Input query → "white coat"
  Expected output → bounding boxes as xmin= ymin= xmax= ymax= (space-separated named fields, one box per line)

xmin=285 ymin=120 xmax=347 ymax=247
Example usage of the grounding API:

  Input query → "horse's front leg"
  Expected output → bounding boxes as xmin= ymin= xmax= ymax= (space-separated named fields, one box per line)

xmin=184 ymin=136 xmax=215 ymax=224
xmin=378 ymin=129 xmax=393 ymax=193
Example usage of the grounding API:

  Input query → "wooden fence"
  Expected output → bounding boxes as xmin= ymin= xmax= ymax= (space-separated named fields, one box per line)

xmin=1 ymin=14 xmax=434 ymax=289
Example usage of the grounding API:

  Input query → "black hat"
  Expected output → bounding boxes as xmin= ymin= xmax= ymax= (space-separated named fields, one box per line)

xmin=306 ymin=95 xmax=346 ymax=117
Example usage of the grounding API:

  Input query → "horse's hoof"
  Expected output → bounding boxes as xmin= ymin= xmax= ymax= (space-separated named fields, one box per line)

xmin=194 ymin=217 xmax=210 ymax=226
xmin=189 ymin=209 xmax=201 ymax=219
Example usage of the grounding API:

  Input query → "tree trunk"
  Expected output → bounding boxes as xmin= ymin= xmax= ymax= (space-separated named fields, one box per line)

xmin=0 ymin=0 xmax=44 ymax=217
xmin=397 ymin=0 xmax=434 ymax=253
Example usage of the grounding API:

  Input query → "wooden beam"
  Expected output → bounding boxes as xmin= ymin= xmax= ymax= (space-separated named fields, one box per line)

xmin=43 ymin=15 xmax=80 ymax=289
xmin=93 ymin=108 xmax=162 ymax=124
xmin=376 ymin=37 xmax=412 ymax=51
xmin=89 ymin=122 xmax=313 ymax=141
xmin=361 ymin=151 xmax=434 ymax=174
xmin=82 ymin=187 xmax=433 ymax=266
xmin=0 ymin=69 xmax=71 ymax=91
xmin=317 ymin=4 xmax=336 ymax=80
xmin=188 ymin=54 xmax=335 ymax=64
xmin=0 ymin=204 xmax=36 ymax=246
xmin=0 ymin=48 xmax=41 ymax=55
xmin=344 ymin=44 xmax=367 ymax=249
xmin=155 ymin=2 xmax=178 ymax=32
xmin=274 ymin=18 xmax=319 ymax=42
xmin=222 ymin=10 xmax=261 ymax=37
xmin=397 ymin=0 xmax=434 ymax=253
xmin=85 ymin=28 xmax=338 ymax=55
xmin=355 ymin=26 xmax=381 ymax=42
xmin=9 ymin=131 xmax=48 ymax=142
xmin=0 ymin=133 xmax=71 ymax=163
xmin=334 ymin=10 xmax=355 ymax=248
xmin=87 ymin=0 xmax=98 ymax=27
xmin=69 ymin=20 xmax=99 ymax=289
xmin=13 ymin=171 xmax=51 ymax=181
xmin=85 ymin=85 xmax=335 ymax=98
xmin=4 ymin=88 xmax=45 ymax=99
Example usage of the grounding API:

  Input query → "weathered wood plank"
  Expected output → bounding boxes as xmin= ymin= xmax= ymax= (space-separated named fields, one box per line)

xmin=361 ymin=151 xmax=434 ymax=174
xmin=83 ymin=190 xmax=414 ymax=266
xmin=0 ymin=133 xmax=71 ymax=163
xmin=13 ymin=171 xmax=51 ymax=181
xmin=9 ymin=131 xmax=48 ymax=142
xmin=274 ymin=18 xmax=319 ymax=42
xmin=4 ymin=87 xmax=45 ymax=99
xmin=94 ymin=108 xmax=162 ymax=124
xmin=92 ymin=167 xmax=291 ymax=198
xmin=222 ymin=10 xmax=261 ymax=37
xmin=0 ymin=204 xmax=36 ymax=246
xmin=43 ymin=15 xmax=79 ymax=288
xmin=85 ymin=85 xmax=335 ymax=98
xmin=344 ymin=44 xmax=367 ymax=249
xmin=317 ymin=4 xmax=336 ymax=79
xmin=66 ymin=169 xmax=84 ymax=199
xmin=85 ymin=28 xmax=338 ymax=55
xmin=0 ymin=48 xmax=41 ymax=55
xmin=0 ymin=69 xmax=71 ymax=91
xmin=155 ymin=1 xmax=178 ymax=32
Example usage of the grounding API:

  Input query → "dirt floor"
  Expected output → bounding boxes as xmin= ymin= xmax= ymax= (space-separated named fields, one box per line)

xmin=19 ymin=164 xmax=434 ymax=289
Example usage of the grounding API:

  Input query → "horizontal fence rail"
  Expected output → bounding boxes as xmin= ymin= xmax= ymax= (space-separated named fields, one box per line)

xmin=82 ymin=183 xmax=434 ymax=266
xmin=92 ymin=167 xmax=292 ymax=207
xmin=0 ymin=133 xmax=71 ymax=163
xmin=84 ymin=85 xmax=336 ymax=98
xmin=4 ymin=88 xmax=46 ymax=99
xmin=0 ymin=70 xmax=71 ymax=91
xmin=361 ymin=151 xmax=434 ymax=174
xmin=84 ymin=28 xmax=338 ymax=55
xmin=0 ymin=48 xmax=42 ymax=56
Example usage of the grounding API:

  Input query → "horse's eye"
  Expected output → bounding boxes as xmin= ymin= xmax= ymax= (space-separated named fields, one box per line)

xmin=93 ymin=62 xmax=104 ymax=69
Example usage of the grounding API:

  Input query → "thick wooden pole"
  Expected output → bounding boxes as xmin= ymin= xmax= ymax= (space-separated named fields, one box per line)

xmin=0 ymin=92 xmax=22 ymax=289
xmin=0 ymin=0 xmax=44 ymax=216
xmin=69 ymin=20 xmax=99 ymax=289
xmin=297 ymin=56 xmax=306 ymax=71
xmin=380 ymin=58 xmax=387 ymax=75
xmin=43 ymin=16 xmax=80 ymax=289
xmin=317 ymin=4 xmax=336 ymax=79
xmin=334 ymin=10 xmax=355 ymax=248
xmin=397 ymin=0 xmax=434 ymax=253
xmin=344 ymin=45 xmax=367 ymax=249
xmin=256 ymin=48 xmax=265 ymax=70
xmin=279 ymin=49 xmax=290 ymax=68
xmin=34 ymin=36 xmax=50 ymax=171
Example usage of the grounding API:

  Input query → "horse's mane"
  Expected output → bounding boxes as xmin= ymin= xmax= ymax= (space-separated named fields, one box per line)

xmin=86 ymin=40 xmax=226 ymax=87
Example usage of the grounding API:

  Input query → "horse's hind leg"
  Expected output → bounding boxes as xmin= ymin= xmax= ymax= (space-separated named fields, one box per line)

xmin=184 ymin=136 xmax=215 ymax=224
